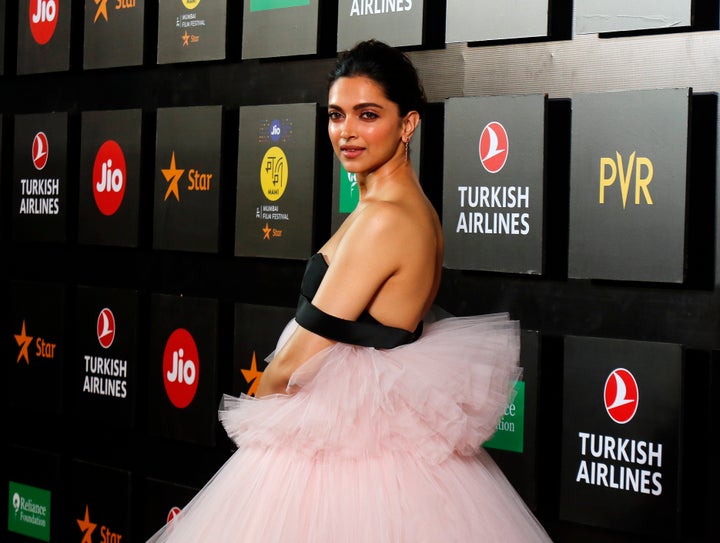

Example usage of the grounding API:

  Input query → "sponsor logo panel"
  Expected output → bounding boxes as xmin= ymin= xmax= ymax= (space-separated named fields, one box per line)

xmin=79 ymin=109 xmax=142 ymax=247
xmin=17 ymin=0 xmax=71 ymax=74
xmin=71 ymin=460 xmax=130 ymax=543
xmin=157 ymin=0 xmax=226 ymax=64
xmin=235 ymin=103 xmax=316 ymax=259
xmin=147 ymin=293 xmax=218 ymax=445
xmin=8 ymin=481 xmax=51 ymax=541
xmin=446 ymin=0 xmax=548 ymax=44
xmin=234 ymin=303 xmax=296 ymax=397
xmin=74 ymin=286 xmax=138 ymax=426
xmin=560 ymin=336 xmax=682 ymax=535
xmin=9 ymin=281 xmax=65 ymax=413
xmin=337 ymin=0 xmax=422 ymax=49
xmin=575 ymin=0 xmax=691 ymax=34
xmin=84 ymin=0 xmax=144 ymax=69
xmin=13 ymin=113 xmax=68 ymax=243
xmin=153 ymin=106 xmax=222 ymax=253
xmin=443 ymin=95 xmax=545 ymax=273
xmin=568 ymin=88 xmax=689 ymax=282
xmin=242 ymin=0 xmax=318 ymax=59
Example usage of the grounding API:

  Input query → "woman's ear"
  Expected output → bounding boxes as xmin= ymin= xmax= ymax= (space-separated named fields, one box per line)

xmin=402 ymin=110 xmax=421 ymax=141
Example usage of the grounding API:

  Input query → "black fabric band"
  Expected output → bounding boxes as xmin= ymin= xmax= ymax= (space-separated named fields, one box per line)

xmin=295 ymin=294 xmax=422 ymax=349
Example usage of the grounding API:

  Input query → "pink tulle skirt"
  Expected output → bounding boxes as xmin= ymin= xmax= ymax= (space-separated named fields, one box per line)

xmin=147 ymin=312 xmax=553 ymax=542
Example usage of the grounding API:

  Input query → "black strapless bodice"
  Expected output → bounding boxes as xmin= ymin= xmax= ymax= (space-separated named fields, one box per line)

xmin=294 ymin=253 xmax=422 ymax=348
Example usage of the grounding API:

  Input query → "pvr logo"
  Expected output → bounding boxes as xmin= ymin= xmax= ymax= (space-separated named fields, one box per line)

xmin=76 ymin=504 xmax=123 ymax=543
xmin=599 ymin=152 xmax=654 ymax=209
xmin=33 ymin=132 xmax=49 ymax=170
xmin=97 ymin=308 xmax=116 ymax=349
xmin=14 ymin=320 xmax=56 ymax=365
xmin=182 ymin=0 xmax=201 ymax=8
xmin=161 ymin=151 xmax=213 ymax=202
xmin=93 ymin=140 xmax=127 ymax=216
xmin=163 ymin=328 xmax=199 ymax=409
xmin=479 ymin=121 xmax=509 ymax=174
xmin=604 ymin=368 xmax=639 ymax=424
xmin=29 ymin=0 xmax=58 ymax=45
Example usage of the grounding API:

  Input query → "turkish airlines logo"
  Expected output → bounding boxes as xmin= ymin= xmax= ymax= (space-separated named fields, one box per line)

xmin=29 ymin=0 xmax=59 ymax=45
xmin=32 ymin=132 xmax=49 ymax=170
xmin=163 ymin=328 xmax=199 ymax=409
xmin=479 ymin=121 xmax=509 ymax=174
xmin=93 ymin=140 xmax=127 ymax=216
xmin=96 ymin=308 xmax=116 ymax=349
xmin=604 ymin=368 xmax=639 ymax=424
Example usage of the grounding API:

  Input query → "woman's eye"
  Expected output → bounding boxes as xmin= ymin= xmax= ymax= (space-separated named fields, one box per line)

xmin=360 ymin=111 xmax=379 ymax=120
xmin=328 ymin=111 xmax=342 ymax=120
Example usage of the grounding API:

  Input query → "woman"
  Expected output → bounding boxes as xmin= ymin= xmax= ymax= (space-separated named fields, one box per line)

xmin=148 ymin=40 xmax=552 ymax=542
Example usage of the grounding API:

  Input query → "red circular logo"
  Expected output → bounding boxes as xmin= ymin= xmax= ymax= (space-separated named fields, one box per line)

xmin=96 ymin=308 xmax=116 ymax=349
xmin=163 ymin=328 xmax=199 ymax=409
xmin=93 ymin=140 xmax=127 ymax=216
xmin=604 ymin=368 xmax=639 ymax=424
xmin=29 ymin=0 xmax=59 ymax=45
xmin=479 ymin=121 xmax=509 ymax=174
xmin=167 ymin=506 xmax=182 ymax=523
xmin=32 ymin=132 xmax=49 ymax=170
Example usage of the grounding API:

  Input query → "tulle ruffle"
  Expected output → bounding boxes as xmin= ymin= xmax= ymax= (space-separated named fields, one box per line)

xmin=147 ymin=312 xmax=552 ymax=543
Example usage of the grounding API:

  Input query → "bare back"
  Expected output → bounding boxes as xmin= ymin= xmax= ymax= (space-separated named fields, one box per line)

xmin=315 ymin=180 xmax=443 ymax=332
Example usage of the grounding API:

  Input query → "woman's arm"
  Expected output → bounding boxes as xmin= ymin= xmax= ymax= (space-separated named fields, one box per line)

xmin=255 ymin=203 xmax=406 ymax=397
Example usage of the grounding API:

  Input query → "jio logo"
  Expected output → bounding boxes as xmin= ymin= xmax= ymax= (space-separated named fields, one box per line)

xmin=270 ymin=120 xmax=282 ymax=142
xmin=163 ymin=328 xmax=199 ymax=409
xmin=29 ymin=0 xmax=58 ymax=45
xmin=92 ymin=140 xmax=127 ymax=216
xmin=604 ymin=368 xmax=639 ymax=424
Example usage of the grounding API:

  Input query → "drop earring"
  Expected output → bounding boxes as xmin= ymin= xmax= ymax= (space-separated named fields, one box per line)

xmin=404 ymin=139 xmax=409 ymax=162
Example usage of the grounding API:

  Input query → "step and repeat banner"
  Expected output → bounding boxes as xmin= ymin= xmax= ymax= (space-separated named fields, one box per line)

xmin=2 ymin=1 xmax=717 ymax=542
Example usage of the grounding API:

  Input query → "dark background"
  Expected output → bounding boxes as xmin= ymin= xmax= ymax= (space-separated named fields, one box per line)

xmin=2 ymin=1 xmax=719 ymax=542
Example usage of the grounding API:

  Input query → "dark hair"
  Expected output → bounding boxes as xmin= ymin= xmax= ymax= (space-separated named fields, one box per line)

xmin=329 ymin=39 xmax=427 ymax=117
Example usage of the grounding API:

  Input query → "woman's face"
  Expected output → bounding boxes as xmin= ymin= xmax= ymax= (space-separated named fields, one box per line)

xmin=327 ymin=76 xmax=404 ymax=176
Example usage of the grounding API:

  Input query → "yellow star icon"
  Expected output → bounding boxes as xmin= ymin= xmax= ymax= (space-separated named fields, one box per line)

xmin=182 ymin=31 xmax=190 ymax=46
xmin=94 ymin=0 xmax=108 ymax=22
xmin=241 ymin=352 xmax=264 ymax=397
xmin=77 ymin=505 xmax=97 ymax=543
xmin=14 ymin=320 xmax=33 ymax=365
xmin=162 ymin=151 xmax=185 ymax=202
xmin=262 ymin=223 xmax=271 ymax=239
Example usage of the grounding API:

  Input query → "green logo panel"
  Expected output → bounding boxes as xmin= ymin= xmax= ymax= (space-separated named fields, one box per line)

xmin=250 ymin=0 xmax=310 ymax=11
xmin=484 ymin=380 xmax=525 ymax=453
xmin=8 ymin=481 xmax=51 ymax=541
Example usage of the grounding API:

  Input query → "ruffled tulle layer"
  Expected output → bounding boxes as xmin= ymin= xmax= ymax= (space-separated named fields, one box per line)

xmin=147 ymin=312 xmax=552 ymax=542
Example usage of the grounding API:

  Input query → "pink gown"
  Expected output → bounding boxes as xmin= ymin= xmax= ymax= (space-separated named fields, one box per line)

xmin=147 ymin=256 xmax=553 ymax=542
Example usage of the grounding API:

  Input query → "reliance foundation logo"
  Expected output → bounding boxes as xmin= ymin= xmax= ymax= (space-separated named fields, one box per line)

xmin=8 ymin=481 xmax=51 ymax=541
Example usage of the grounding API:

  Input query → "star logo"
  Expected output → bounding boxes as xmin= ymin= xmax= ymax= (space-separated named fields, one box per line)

xmin=241 ymin=352 xmax=264 ymax=397
xmin=262 ymin=223 xmax=271 ymax=239
xmin=162 ymin=152 xmax=185 ymax=202
xmin=182 ymin=31 xmax=190 ymax=46
xmin=77 ymin=505 xmax=97 ymax=543
xmin=94 ymin=0 xmax=109 ymax=22
xmin=14 ymin=320 xmax=33 ymax=365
